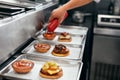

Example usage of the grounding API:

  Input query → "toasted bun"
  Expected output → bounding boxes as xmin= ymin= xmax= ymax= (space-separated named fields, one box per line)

xmin=34 ymin=43 xmax=50 ymax=53
xmin=52 ymin=51 xmax=69 ymax=57
xmin=58 ymin=38 xmax=72 ymax=42
xmin=40 ymin=69 xmax=63 ymax=79
xmin=43 ymin=32 xmax=56 ymax=40
xmin=35 ymin=49 xmax=49 ymax=53
xmin=12 ymin=59 xmax=34 ymax=74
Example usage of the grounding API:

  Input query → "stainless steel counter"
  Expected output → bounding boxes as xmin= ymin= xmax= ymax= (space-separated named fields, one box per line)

xmin=0 ymin=1 xmax=58 ymax=65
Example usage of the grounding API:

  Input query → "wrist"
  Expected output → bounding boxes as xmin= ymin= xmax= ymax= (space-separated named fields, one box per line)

xmin=58 ymin=5 xmax=68 ymax=12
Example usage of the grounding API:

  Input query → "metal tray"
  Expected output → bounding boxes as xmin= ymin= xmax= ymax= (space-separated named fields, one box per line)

xmin=37 ymin=31 xmax=85 ymax=45
xmin=35 ymin=25 xmax=88 ymax=45
xmin=0 ymin=4 xmax=25 ymax=16
xmin=0 ymin=0 xmax=38 ymax=8
xmin=22 ymin=40 xmax=83 ymax=59
xmin=0 ymin=7 xmax=25 ymax=16
xmin=0 ymin=54 xmax=83 ymax=80
xmin=55 ymin=25 xmax=88 ymax=35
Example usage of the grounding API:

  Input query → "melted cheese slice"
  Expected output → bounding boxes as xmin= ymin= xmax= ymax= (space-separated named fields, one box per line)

xmin=47 ymin=69 xmax=60 ymax=75
xmin=42 ymin=61 xmax=60 ymax=75
xmin=59 ymin=35 xmax=71 ymax=39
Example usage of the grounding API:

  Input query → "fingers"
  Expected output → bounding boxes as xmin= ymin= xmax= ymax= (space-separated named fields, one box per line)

xmin=58 ymin=16 xmax=64 ymax=24
xmin=48 ymin=16 xmax=53 ymax=22
xmin=48 ymin=12 xmax=55 ymax=22
xmin=48 ymin=8 xmax=67 ymax=24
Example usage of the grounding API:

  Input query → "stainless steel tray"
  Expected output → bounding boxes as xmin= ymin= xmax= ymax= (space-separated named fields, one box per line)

xmin=22 ymin=40 xmax=83 ymax=59
xmin=0 ymin=0 xmax=39 ymax=8
xmin=35 ymin=25 xmax=88 ymax=45
xmin=55 ymin=25 xmax=88 ymax=35
xmin=37 ymin=31 xmax=86 ymax=45
xmin=0 ymin=54 xmax=83 ymax=80
xmin=0 ymin=7 xmax=25 ymax=16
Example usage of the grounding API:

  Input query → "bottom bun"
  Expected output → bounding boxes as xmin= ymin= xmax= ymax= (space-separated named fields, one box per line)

xmin=43 ymin=32 xmax=56 ymax=40
xmin=52 ymin=51 xmax=69 ymax=57
xmin=40 ymin=69 xmax=63 ymax=79
xmin=58 ymin=38 xmax=72 ymax=42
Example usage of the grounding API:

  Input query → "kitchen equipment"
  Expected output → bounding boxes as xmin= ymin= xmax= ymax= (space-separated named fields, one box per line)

xmin=90 ymin=1 xmax=120 ymax=79
xmin=90 ymin=27 xmax=120 ymax=80
xmin=0 ymin=1 xmax=89 ymax=80
xmin=22 ymin=25 xmax=88 ymax=60
xmin=0 ymin=24 xmax=87 ymax=80
xmin=97 ymin=14 xmax=120 ymax=27
xmin=90 ymin=0 xmax=120 ymax=79
xmin=0 ymin=0 xmax=57 ymax=10
xmin=0 ymin=54 xmax=83 ymax=80
xmin=0 ymin=0 xmax=39 ymax=9
xmin=47 ymin=11 xmax=68 ymax=32
xmin=72 ymin=11 xmax=91 ymax=23
xmin=0 ymin=5 xmax=25 ymax=16
xmin=0 ymin=0 xmax=58 ymax=66
xmin=22 ymin=40 xmax=83 ymax=60
xmin=0 ymin=23 xmax=88 ymax=80
xmin=0 ymin=3 xmax=34 ymax=21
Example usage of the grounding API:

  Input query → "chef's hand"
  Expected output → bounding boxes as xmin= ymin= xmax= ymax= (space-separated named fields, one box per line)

xmin=49 ymin=0 xmax=94 ymax=24
xmin=49 ymin=7 xmax=67 ymax=24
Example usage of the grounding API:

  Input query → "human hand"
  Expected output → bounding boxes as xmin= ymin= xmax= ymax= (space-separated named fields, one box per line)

xmin=49 ymin=7 xmax=67 ymax=24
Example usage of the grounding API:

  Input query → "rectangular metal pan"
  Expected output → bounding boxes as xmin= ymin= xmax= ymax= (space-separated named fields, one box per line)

xmin=22 ymin=40 xmax=83 ymax=60
xmin=0 ymin=4 xmax=24 ymax=10
xmin=34 ymin=25 xmax=88 ymax=45
xmin=55 ymin=25 xmax=88 ymax=35
xmin=0 ymin=6 xmax=25 ymax=16
xmin=0 ymin=0 xmax=37 ymax=9
xmin=0 ymin=54 xmax=83 ymax=80
xmin=36 ymin=31 xmax=86 ymax=45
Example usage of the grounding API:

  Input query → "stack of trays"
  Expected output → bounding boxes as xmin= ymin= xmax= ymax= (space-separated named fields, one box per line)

xmin=23 ymin=25 xmax=88 ymax=60
xmin=0 ymin=25 xmax=88 ymax=80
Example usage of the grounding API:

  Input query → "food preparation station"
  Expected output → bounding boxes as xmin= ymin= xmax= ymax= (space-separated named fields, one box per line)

xmin=0 ymin=0 xmax=91 ymax=80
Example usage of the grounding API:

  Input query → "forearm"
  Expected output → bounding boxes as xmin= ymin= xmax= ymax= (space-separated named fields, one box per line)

xmin=60 ymin=0 xmax=93 ymax=11
xmin=49 ymin=0 xmax=93 ymax=23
